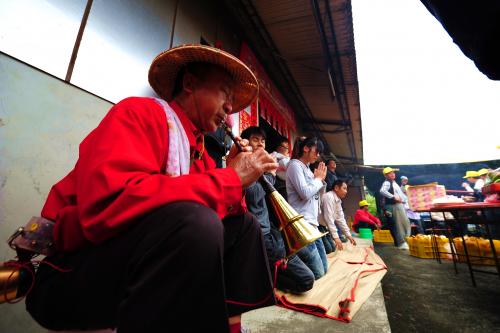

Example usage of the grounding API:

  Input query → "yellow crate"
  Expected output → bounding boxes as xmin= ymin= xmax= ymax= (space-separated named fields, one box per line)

xmin=478 ymin=239 xmax=500 ymax=265
xmin=453 ymin=237 xmax=483 ymax=264
xmin=454 ymin=237 xmax=500 ymax=265
xmin=406 ymin=235 xmax=451 ymax=259
xmin=373 ymin=230 xmax=394 ymax=243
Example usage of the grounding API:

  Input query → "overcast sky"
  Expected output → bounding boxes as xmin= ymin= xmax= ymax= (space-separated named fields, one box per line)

xmin=352 ymin=0 xmax=500 ymax=165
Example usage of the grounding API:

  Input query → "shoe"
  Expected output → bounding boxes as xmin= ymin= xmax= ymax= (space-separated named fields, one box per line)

xmin=398 ymin=242 xmax=409 ymax=250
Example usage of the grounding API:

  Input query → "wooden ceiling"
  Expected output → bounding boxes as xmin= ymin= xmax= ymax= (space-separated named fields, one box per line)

xmin=226 ymin=0 xmax=363 ymax=163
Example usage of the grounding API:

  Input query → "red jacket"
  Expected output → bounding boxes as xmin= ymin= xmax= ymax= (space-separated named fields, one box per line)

xmin=353 ymin=209 xmax=381 ymax=228
xmin=42 ymin=97 xmax=244 ymax=252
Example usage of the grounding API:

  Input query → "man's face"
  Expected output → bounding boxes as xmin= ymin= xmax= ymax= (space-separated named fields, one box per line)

xmin=277 ymin=142 xmax=289 ymax=155
xmin=187 ymin=67 xmax=234 ymax=132
xmin=328 ymin=160 xmax=336 ymax=171
xmin=362 ymin=205 xmax=369 ymax=211
xmin=467 ymin=177 xmax=477 ymax=183
xmin=401 ymin=178 xmax=408 ymax=185
xmin=248 ymin=134 xmax=265 ymax=151
xmin=386 ymin=172 xmax=396 ymax=181
xmin=334 ymin=182 xmax=348 ymax=199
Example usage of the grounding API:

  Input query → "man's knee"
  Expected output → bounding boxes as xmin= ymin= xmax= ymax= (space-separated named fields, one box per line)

xmin=147 ymin=201 xmax=224 ymax=248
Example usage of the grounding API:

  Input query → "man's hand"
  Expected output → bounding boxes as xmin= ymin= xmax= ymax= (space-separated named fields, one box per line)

xmin=347 ymin=235 xmax=357 ymax=246
xmin=314 ymin=162 xmax=327 ymax=181
xmin=333 ymin=237 xmax=343 ymax=251
xmin=226 ymin=148 xmax=278 ymax=188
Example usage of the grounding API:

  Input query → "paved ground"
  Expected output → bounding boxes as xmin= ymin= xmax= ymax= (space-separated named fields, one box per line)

xmin=243 ymin=237 xmax=391 ymax=332
xmin=375 ymin=243 xmax=500 ymax=333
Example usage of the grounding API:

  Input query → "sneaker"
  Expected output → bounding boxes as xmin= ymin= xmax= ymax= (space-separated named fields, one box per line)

xmin=398 ymin=242 xmax=409 ymax=250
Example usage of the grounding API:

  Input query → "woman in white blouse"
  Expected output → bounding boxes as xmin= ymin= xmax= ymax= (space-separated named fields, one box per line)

xmin=286 ymin=137 xmax=328 ymax=279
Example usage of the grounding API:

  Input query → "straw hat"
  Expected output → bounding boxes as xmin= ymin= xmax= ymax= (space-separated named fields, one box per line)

xmin=463 ymin=170 xmax=480 ymax=178
xmin=477 ymin=168 xmax=489 ymax=176
xmin=359 ymin=200 xmax=369 ymax=207
xmin=148 ymin=45 xmax=258 ymax=113
xmin=383 ymin=167 xmax=398 ymax=175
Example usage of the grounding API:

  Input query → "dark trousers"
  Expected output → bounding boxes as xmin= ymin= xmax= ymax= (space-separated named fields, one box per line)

xmin=264 ymin=228 xmax=314 ymax=293
xmin=318 ymin=225 xmax=335 ymax=253
xmin=26 ymin=202 xmax=274 ymax=333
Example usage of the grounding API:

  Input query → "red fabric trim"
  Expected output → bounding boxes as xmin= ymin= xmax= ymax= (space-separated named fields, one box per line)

xmin=276 ymin=247 xmax=387 ymax=322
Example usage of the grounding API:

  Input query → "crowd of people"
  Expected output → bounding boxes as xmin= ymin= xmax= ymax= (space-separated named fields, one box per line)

xmin=23 ymin=44 xmax=368 ymax=333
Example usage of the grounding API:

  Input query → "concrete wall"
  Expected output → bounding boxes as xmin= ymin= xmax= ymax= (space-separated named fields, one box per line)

xmin=0 ymin=53 xmax=113 ymax=332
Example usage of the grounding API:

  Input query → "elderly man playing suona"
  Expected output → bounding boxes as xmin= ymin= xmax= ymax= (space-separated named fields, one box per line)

xmin=353 ymin=200 xmax=382 ymax=233
xmin=320 ymin=179 xmax=357 ymax=251
xmin=26 ymin=45 xmax=278 ymax=333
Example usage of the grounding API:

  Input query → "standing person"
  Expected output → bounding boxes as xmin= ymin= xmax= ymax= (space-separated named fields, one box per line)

xmin=462 ymin=170 xmax=484 ymax=201
xmin=400 ymin=175 xmax=424 ymax=235
xmin=320 ymin=180 xmax=357 ymax=251
xmin=380 ymin=167 xmax=411 ymax=249
xmin=25 ymin=45 xmax=278 ymax=333
xmin=325 ymin=159 xmax=339 ymax=192
xmin=286 ymin=137 xmax=328 ymax=279
xmin=242 ymin=127 xmax=314 ymax=294
xmin=353 ymin=200 xmax=382 ymax=232
xmin=271 ymin=137 xmax=291 ymax=199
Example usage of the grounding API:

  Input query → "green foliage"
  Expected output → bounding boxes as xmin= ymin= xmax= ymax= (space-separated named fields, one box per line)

xmin=365 ymin=193 xmax=378 ymax=216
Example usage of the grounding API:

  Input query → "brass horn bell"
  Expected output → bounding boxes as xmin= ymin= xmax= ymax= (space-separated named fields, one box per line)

xmin=268 ymin=191 xmax=327 ymax=257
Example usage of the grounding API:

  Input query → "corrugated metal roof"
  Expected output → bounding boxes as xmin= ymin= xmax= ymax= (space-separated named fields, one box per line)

xmin=224 ymin=0 xmax=362 ymax=163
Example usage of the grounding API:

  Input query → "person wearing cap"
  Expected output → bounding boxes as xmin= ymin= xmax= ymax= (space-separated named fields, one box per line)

xmin=400 ymin=175 xmax=409 ymax=195
xmin=461 ymin=170 xmax=485 ymax=201
xmin=476 ymin=168 xmax=489 ymax=191
xmin=380 ymin=167 xmax=411 ymax=249
xmin=26 ymin=45 xmax=278 ymax=333
xmin=242 ymin=126 xmax=314 ymax=294
xmin=320 ymin=179 xmax=357 ymax=251
xmin=353 ymin=200 xmax=381 ymax=233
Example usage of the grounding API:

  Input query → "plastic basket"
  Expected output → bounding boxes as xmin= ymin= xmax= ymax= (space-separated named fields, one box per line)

xmin=453 ymin=237 xmax=483 ymax=264
xmin=358 ymin=228 xmax=373 ymax=239
xmin=406 ymin=235 xmax=451 ymax=259
xmin=455 ymin=237 xmax=500 ymax=265
xmin=373 ymin=230 xmax=394 ymax=243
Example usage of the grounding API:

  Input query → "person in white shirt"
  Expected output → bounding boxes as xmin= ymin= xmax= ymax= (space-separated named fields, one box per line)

xmin=270 ymin=138 xmax=290 ymax=198
xmin=380 ymin=167 xmax=411 ymax=249
xmin=286 ymin=136 xmax=328 ymax=279
xmin=320 ymin=179 xmax=357 ymax=251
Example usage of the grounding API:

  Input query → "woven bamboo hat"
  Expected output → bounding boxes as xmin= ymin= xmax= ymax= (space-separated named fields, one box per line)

xmin=148 ymin=45 xmax=258 ymax=113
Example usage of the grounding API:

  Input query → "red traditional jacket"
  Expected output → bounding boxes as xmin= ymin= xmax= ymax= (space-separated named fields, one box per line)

xmin=42 ymin=97 xmax=244 ymax=252
xmin=353 ymin=209 xmax=381 ymax=228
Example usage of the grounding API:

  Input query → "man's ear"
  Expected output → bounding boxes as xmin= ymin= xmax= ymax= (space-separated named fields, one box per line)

xmin=182 ymin=73 xmax=197 ymax=94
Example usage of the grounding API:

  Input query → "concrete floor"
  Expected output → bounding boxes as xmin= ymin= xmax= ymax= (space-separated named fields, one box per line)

xmin=243 ymin=237 xmax=392 ymax=333
xmin=375 ymin=243 xmax=500 ymax=333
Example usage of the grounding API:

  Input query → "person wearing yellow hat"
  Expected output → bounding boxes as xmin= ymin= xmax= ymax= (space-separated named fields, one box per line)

xmin=25 ymin=45 xmax=278 ymax=332
xmin=461 ymin=169 xmax=488 ymax=202
xmin=352 ymin=199 xmax=382 ymax=233
xmin=380 ymin=167 xmax=411 ymax=249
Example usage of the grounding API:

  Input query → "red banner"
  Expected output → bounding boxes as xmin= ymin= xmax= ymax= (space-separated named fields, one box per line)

xmin=239 ymin=42 xmax=297 ymax=137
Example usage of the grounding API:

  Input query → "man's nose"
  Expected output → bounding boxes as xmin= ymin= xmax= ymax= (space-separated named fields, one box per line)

xmin=223 ymin=101 xmax=233 ymax=114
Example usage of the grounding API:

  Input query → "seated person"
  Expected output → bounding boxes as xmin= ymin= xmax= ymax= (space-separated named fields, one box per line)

xmin=270 ymin=137 xmax=290 ymax=199
xmin=353 ymin=200 xmax=382 ymax=232
xmin=25 ymin=45 xmax=278 ymax=333
xmin=242 ymin=126 xmax=314 ymax=293
xmin=320 ymin=179 xmax=357 ymax=251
